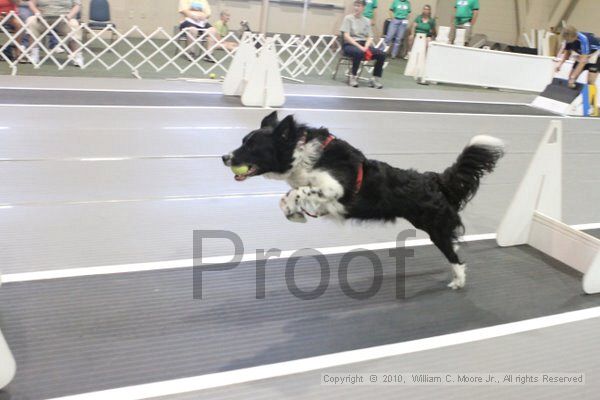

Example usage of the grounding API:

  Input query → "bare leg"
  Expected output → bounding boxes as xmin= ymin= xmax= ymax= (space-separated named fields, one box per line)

xmin=185 ymin=27 xmax=198 ymax=56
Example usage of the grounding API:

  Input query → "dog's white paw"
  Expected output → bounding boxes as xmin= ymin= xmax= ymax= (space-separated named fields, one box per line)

xmin=286 ymin=212 xmax=307 ymax=223
xmin=280 ymin=191 xmax=298 ymax=214
xmin=448 ymin=263 xmax=466 ymax=290
xmin=280 ymin=191 xmax=306 ymax=222
xmin=447 ymin=279 xmax=463 ymax=290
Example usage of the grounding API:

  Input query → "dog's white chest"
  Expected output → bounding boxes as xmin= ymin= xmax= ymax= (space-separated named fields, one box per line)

xmin=286 ymin=170 xmax=315 ymax=189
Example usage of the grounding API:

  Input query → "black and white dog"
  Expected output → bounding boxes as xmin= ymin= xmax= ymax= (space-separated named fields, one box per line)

xmin=222 ymin=112 xmax=504 ymax=289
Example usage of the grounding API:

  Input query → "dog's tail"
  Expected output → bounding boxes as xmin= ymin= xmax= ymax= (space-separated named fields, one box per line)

xmin=440 ymin=135 xmax=505 ymax=211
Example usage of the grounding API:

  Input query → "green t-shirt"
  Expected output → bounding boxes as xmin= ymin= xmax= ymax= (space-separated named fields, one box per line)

xmin=363 ymin=0 xmax=378 ymax=19
xmin=213 ymin=20 xmax=229 ymax=37
xmin=455 ymin=0 xmax=479 ymax=25
xmin=414 ymin=15 xmax=435 ymax=36
xmin=390 ymin=0 xmax=411 ymax=20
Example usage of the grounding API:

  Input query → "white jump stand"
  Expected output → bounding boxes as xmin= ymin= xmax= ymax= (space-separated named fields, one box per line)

xmin=0 ymin=331 xmax=16 ymax=389
xmin=0 ymin=275 xmax=17 ymax=389
xmin=436 ymin=26 xmax=451 ymax=44
xmin=496 ymin=121 xmax=600 ymax=294
xmin=222 ymin=33 xmax=257 ymax=96
xmin=454 ymin=28 xmax=466 ymax=46
xmin=241 ymin=37 xmax=285 ymax=107
xmin=223 ymin=35 xmax=285 ymax=108
xmin=0 ymin=277 xmax=16 ymax=389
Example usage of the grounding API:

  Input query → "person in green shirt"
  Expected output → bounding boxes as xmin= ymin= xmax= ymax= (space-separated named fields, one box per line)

xmin=385 ymin=0 xmax=411 ymax=59
xmin=362 ymin=0 xmax=378 ymax=35
xmin=207 ymin=10 xmax=238 ymax=51
xmin=407 ymin=4 xmax=436 ymax=56
xmin=451 ymin=0 xmax=479 ymax=45
xmin=363 ymin=0 xmax=377 ymax=20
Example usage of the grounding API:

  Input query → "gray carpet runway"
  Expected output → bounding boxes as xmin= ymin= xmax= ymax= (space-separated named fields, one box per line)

xmin=0 ymin=88 xmax=557 ymax=115
xmin=0 ymin=78 xmax=598 ymax=400
xmin=1 ymin=234 xmax=600 ymax=399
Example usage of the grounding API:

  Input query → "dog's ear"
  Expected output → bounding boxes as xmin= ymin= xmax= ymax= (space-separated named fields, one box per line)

xmin=260 ymin=111 xmax=279 ymax=129
xmin=273 ymin=114 xmax=296 ymax=141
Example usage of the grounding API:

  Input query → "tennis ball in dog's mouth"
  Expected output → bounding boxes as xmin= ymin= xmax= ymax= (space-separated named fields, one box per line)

xmin=231 ymin=165 xmax=250 ymax=175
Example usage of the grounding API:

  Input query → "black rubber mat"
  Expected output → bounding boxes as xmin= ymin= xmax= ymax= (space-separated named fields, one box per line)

xmin=0 ymin=89 xmax=557 ymax=116
xmin=1 ymin=234 xmax=600 ymax=399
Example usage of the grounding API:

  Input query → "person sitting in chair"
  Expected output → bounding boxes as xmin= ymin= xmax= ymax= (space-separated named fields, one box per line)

xmin=0 ymin=0 xmax=23 ymax=61
xmin=340 ymin=0 xmax=386 ymax=88
xmin=178 ymin=0 xmax=212 ymax=59
xmin=26 ymin=0 xmax=84 ymax=66
xmin=206 ymin=10 xmax=238 ymax=52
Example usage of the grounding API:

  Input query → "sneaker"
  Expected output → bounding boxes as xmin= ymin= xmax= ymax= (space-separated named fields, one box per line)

xmin=185 ymin=51 xmax=196 ymax=61
xmin=348 ymin=75 xmax=359 ymax=87
xmin=73 ymin=52 xmax=84 ymax=68
xmin=54 ymin=46 xmax=65 ymax=54
xmin=203 ymin=55 xmax=216 ymax=63
xmin=30 ymin=47 xmax=40 ymax=64
xmin=403 ymin=52 xmax=410 ymax=60
xmin=369 ymin=77 xmax=383 ymax=89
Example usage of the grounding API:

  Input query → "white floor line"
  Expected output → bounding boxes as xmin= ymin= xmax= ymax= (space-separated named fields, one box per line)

xmin=286 ymin=93 xmax=532 ymax=106
xmin=45 ymin=306 xmax=600 ymax=400
xmin=0 ymin=103 xmax=569 ymax=119
xmin=0 ymin=86 xmax=222 ymax=94
xmin=5 ymin=223 xmax=600 ymax=283
xmin=1 ymin=233 xmax=497 ymax=283
xmin=0 ymin=192 xmax=284 ymax=210
xmin=162 ymin=126 xmax=251 ymax=130
xmin=0 ymin=86 xmax=532 ymax=106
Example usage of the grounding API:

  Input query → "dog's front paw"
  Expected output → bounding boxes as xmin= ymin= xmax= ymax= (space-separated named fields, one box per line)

xmin=286 ymin=212 xmax=307 ymax=223
xmin=280 ymin=190 xmax=300 ymax=213
xmin=280 ymin=192 xmax=306 ymax=223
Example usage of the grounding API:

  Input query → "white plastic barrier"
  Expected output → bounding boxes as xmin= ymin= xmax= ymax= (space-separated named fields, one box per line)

xmin=0 ymin=328 xmax=16 ymax=389
xmin=497 ymin=121 xmax=600 ymax=295
xmin=454 ymin=28 xmax=466 ymax=46
xmin=423 ymin=42 xmax=556 ymax=92
xmin=436 ymin=26 xmax=450 ymax=44
xmin=0 ymin=12 xmax=389 ymax=80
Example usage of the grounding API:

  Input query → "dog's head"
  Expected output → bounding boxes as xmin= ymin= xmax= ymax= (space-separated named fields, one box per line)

xmin=222 ymin=111 xmax=301 ymax=181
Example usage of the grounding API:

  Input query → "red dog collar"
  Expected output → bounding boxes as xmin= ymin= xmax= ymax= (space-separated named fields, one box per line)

xmin=321 ymin=135 xmax=363 ymax=194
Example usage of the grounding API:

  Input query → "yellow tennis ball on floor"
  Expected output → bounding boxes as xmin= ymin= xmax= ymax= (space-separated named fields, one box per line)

xmin=231 ymin=165 xmax=249 ymax=175
xmin=209 ymin=73 xmax=217 ymax=79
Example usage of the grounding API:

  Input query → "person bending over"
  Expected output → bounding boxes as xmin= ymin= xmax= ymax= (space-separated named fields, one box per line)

xmin=556 ymin=26 xmax=599 ymax=89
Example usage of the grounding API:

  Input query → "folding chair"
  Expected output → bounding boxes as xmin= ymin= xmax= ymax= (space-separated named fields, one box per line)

xmin=332 ymin=34 xmax=376 ymax=82
xmin=83 ymin=0 xmax=116 ymax=43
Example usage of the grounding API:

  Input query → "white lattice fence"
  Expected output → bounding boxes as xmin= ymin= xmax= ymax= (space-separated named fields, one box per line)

xmin=1 ymin=12 xmax=386 ymax=79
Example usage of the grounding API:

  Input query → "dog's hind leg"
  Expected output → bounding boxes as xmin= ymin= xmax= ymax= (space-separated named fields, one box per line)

xmin=429 ymin=233 xmax=466 ymax=290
